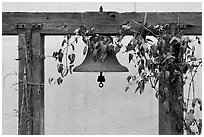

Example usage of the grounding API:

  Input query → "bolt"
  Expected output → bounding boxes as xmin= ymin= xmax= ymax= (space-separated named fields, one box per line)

xmin=99 ymin=6 xmax=103 ymax=12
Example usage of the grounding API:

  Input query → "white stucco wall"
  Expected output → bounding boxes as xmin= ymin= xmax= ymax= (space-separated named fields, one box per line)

xmin=2 ymin=2 xmax=202 ymax=135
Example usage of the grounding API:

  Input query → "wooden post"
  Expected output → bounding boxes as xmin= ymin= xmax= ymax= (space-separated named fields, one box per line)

xmin=18 ymin=30 xmax=44 ymax=135
xmin=159 ymin=24 xmax=184 ymax=135
xmin=2 ymin=12 xmax=201 ymax=135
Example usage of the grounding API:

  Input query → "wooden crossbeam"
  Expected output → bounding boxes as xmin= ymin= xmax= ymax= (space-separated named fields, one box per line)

xmin=2 ymin=12 xmax=202 ymax=35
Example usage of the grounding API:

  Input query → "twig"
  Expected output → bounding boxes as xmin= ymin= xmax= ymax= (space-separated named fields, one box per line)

xmin=132 ymin=20 xmax=157 ymax=37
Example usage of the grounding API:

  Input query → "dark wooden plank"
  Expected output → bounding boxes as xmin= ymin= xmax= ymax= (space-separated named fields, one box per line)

xmin=18 ymin=31 xmax=44 ymax=135
xmin=31 ymin=33 xmax=44 ymax=135
xmin=18 ymin=32 xmax=34 ymax=135
xmin=2 ymin=12 xmax=202 ymax=35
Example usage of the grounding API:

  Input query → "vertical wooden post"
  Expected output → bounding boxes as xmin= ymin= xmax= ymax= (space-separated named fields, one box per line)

xmin=18 ymin=31 xmax=44 ymax=135
xmin=159 ymin=24 xmax=184 ymax=135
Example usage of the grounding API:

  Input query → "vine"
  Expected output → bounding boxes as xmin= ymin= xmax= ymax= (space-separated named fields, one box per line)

xmin=50 ymin=19 xmax=202 ymax=135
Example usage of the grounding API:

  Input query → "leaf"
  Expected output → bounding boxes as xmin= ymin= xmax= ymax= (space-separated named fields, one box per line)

xmin=48 ymin=78 xmax=54 ymax=84
xmin=61 ymin=39 xmax=66 ymax=47
xmin=191 ymin=56 xmax=197 ymax=61
xmin=163 ymin=87 xmax=169 ymax=94
xmin=61 ymin=66 xmax=69 ymax=77
xmin=57 ymin=77 xmax=63 ymax=85
xmin=89 ymin=28 xmax=95 ymax=35
xmin=57 ymin=64 xmax=63 ymax=73
xmin=135 ymin=82 xmax=140 ymax=93
xmin=114 ymin=45 xmax=121 ymax=53
xmin=185 ymin=112 xmax=195 ymax=126
xmin=128 ymin=53 xmax=134 ymax=63
xmin=52 ymin=52 xmax=57 ymax=58
xmin=192 ymin=98 xmax=202 ymax=110
xmin=146 ymin=38 xmax=153 ymax=43
xmin=191 ymin=45 xmax=195 ymax=56
xmin=139 ymin=80 xmax=145 ymax=94
xmin=101 ymin=44 xmax=107 ymax=53
xmin=75 ymin=37 xmax=78 ymax=43
xmin=100 ymin=52 xmax=107 ymax=62
xmin=68 ymin=54 xmax=75 ymax=64
xmin=127 ymin=75 xmax=132 ymax=83
xmin=80 ymin=25 xmax=88 ymax=35
xmin=125 ymin=86 xmax=130 ymax=92
xmin=71 ymin=44 xmax=75 ymax=51
xmin=92 ymin=49 xmax=98 ymax=58
xmin=83 ymin=46 xmax=88 ymax=55
xmin=161 ymin=53 xmax=175 ymax=64
xmin=169 ymin=36 xmax=181 ymax=44
xmin=138 ymin=64 xmax=144 ymax=75
xmin=69 ymin=64 xmax=74 ymax=74
xmin=188 ymin=64 xmax=194 ymax=72
xmin=121 ymin=21 xmax=131 ymax=30
xmin=74 ymin=28 xmax=80 ymax=35
xmin=198 ymin=39 xmax=201 ymax=44
xmin=82 ymin=36 xmax=89 ymax=45
xmin=163 ymin=100 xmax=170 ymax=112
xmin=155 ymin=91 xmax=159 ymax=99
xmin=124 ymin=42 xmax=136 ymax=52
xmin=58 ymin=49 xmax=63 ymax=62
xmin=164 ymin=71 xmax=170 ymax=79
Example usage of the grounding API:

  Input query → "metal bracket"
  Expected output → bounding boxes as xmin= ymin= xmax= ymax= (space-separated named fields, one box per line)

xmin=14 ymin=23 xmax=43 ymax=30
xmin=163 ymin=23 xmax=187 ymax=29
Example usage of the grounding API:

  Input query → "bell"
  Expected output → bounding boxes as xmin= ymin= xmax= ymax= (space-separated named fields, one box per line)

xmin=73 ymin=48 xmax=128 ymax=87
xmin=73 ymin=48 xmax=128 ymax=72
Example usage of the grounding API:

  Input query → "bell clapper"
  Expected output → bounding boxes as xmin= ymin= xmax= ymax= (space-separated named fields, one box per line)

xmin=97 ymin=72 xmax=105 ymax=88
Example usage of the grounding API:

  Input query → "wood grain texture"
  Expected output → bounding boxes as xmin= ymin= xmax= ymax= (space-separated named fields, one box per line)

xmin=2 ymin=12 xmax=202 ymax=35
xmin=17 ymin=32 xmax=44 ymax=135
